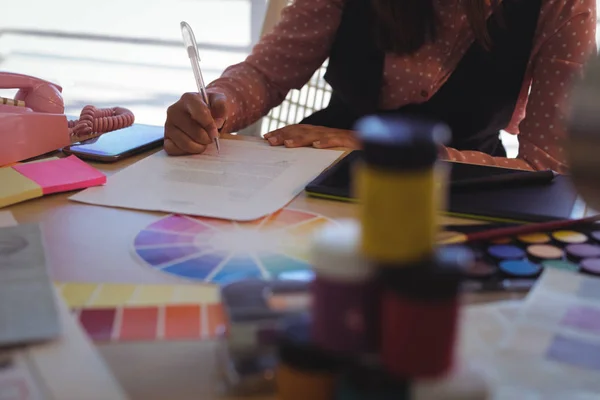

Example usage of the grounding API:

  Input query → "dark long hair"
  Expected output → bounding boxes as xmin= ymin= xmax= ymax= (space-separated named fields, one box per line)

xmin=372 ymin=0 xmax=502 ymax=55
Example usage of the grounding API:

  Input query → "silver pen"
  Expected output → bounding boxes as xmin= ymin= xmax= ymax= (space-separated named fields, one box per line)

xmin=180 ymin=21 xmax=220 ymax=154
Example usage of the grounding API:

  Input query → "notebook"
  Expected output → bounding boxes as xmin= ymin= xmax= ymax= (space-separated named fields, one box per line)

xmin=304 ymin=151 xmax=585 ymax=223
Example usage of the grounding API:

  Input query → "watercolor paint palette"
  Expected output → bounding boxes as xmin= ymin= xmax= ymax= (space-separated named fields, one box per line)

xmin=445 ymin=222 xmax=600 ymax=292
xmin=55 ymin=282 xmax=226 ymax=343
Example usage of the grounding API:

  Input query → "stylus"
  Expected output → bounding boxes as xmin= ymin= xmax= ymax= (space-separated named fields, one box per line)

xmin=451 ymin=169 xmax=557 ymax=192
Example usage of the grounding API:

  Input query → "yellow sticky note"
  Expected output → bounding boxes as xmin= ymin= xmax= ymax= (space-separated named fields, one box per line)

xmin=89 ymin=284 xmax=136 ymax=307
xmin=174 ymin=285 xmax=220 ymax=304
xmin=129 ymin=284 xmax=176 ymax=305
xmin=0 ymin=167 xmax=43 ymax=208
xmin=60 ymin=282 xmax=98 ymax=308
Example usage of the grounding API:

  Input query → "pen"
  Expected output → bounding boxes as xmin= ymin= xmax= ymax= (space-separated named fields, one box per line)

xmin=451 ymin=169 xmax=557 ymax=192
xmin=180 ymin=21 xmax=220 ymax=154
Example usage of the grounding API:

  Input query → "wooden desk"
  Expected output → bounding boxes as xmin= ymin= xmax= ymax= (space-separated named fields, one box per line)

xmin=5 ymin=136 xmax=523 ymax=400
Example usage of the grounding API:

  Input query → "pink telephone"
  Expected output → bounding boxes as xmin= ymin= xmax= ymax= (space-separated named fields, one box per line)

xmin=0 ymin=71 xmax=135 ymax=166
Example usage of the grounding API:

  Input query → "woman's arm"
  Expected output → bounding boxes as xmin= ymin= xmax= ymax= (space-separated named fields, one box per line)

xmin=207 ymin=0 xmax=346 ymax=133
xmin=441 ymin=0 xmax=597 ymax=172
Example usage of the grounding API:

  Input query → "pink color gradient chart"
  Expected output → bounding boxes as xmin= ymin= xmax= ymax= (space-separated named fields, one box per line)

xmin=133 ymin=209 xmax=337 ymax=285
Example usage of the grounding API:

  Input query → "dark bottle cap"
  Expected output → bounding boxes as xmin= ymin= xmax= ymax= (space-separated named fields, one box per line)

xmin=269 ymin=279 xmax=311 ymax=294
xmin=221 ymin=278 xmax=310 ymax=322
xmin=336 ymin=362 xmax=409 ymax=398
xmin=233 ymin=352 xmax=278 ymax=376
xmin=353 ymin=115 xmax=451 ymax=171
xmin=277 ymin=312 xmax=344 ymax=373
xmin=221 ymin=279 xmax=270 ymax=309
xmin=378 ymin=247 xmax=470 ymax=300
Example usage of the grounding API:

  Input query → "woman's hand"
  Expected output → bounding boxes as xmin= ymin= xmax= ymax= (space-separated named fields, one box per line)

xmin=163 ymin=91 xmax=229 ymax=156
xmin=263 ymin=124 xmax=361 ymax=149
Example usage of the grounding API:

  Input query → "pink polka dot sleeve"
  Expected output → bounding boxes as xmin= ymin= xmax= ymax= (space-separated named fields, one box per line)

xmin=442 ymin=0 xmax=597 ymax=172
xmin=207 ymin=0 xmax=346 ymax=133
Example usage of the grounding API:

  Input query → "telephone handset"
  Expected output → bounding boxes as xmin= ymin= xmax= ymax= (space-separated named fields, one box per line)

xmin=1 ymin=71 xmax=65 ymax=113
xmin=0 ymin=71 xmax=135 ymax=166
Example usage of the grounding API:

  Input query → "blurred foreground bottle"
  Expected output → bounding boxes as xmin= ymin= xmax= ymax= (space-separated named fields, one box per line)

xmin=567 ymin=53 xmax=600 ymax=211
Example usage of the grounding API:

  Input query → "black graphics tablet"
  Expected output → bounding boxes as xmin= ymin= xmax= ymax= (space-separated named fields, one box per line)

xmin=305 ymin=150 xmax=585 ymax=223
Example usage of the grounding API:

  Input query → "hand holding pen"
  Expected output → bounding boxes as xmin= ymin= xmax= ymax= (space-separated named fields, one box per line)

xmin=163 ymin=22 xmax=228 ymax=156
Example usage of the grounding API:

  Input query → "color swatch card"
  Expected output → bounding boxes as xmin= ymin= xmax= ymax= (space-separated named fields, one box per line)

xmin=0 ymin=223 xmax=61 ymax=347
xmin=480 ymin=269 xmax=600 ymax=398
xmin=0 ymin=155 xmax=106 ymax=208
xmin=132 ymin=208 xmax=335 ymax=285
xmin=56 ymin=282 xmax=226 ymax=343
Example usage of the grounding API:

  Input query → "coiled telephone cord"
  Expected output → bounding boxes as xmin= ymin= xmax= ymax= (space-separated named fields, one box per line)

xmin=68 ymin=105 xmax=135 ymax=139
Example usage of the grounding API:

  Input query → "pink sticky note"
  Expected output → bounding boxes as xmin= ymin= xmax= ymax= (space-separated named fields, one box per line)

xmin=13 ymin=155 xmax=106 ymax=195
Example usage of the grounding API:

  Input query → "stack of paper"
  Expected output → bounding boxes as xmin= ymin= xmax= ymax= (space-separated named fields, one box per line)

xmin=0 ymin=212 xmax=128 ymax=400
xmin=0 ymin=289 xmax=129 ymax=400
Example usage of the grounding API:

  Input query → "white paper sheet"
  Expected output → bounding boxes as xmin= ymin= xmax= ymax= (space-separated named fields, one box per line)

xmin=0 ymin=211 xmax=17 ymax=228
xmin=491 ymin=269 xmax=600 ymax=399
xmin=0 ymin=352 xmax=45 ymax=400
xmin=458 ymin=270 xmax=600 ymax=399
xmin=69 ymin=139 xmax=343 ymax=221
xmin=458 ymin=299 xmax=522 ymax=360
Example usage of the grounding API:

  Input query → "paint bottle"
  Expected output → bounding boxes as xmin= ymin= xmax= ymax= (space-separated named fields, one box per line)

xmin=276 ymin=312 xmax=342 ymax=400
xmin=220 ymin=279 xmax=310 ymax=353
xmin=216 ymin=343 xmax=278 ymax=396
xmin=353 ymin=115 xmax=450 ymax=264
xmin=379 ymin=246 xmax=470 ymax=379
xmin=309 ymin=218 xmax=378 ymax=355
xmin=218 ymin=279 xmax=312 ymax=396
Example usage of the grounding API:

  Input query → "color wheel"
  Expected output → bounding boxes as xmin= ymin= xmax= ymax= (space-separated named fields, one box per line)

xmin=133 ymin=208 xmax=337 ymax=285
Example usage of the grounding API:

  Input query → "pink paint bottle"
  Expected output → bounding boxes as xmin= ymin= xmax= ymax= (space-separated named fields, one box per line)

xmin=309 ymin=219 xmax=377 ymax=356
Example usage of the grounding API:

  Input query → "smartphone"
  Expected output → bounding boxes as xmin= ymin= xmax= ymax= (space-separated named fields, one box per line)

xmin=62 ymin=123 xmax=164 ymax=162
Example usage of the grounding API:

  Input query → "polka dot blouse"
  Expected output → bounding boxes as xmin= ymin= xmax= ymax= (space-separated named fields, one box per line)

xmin=207 ymin=0 xmax=597 ymax=172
